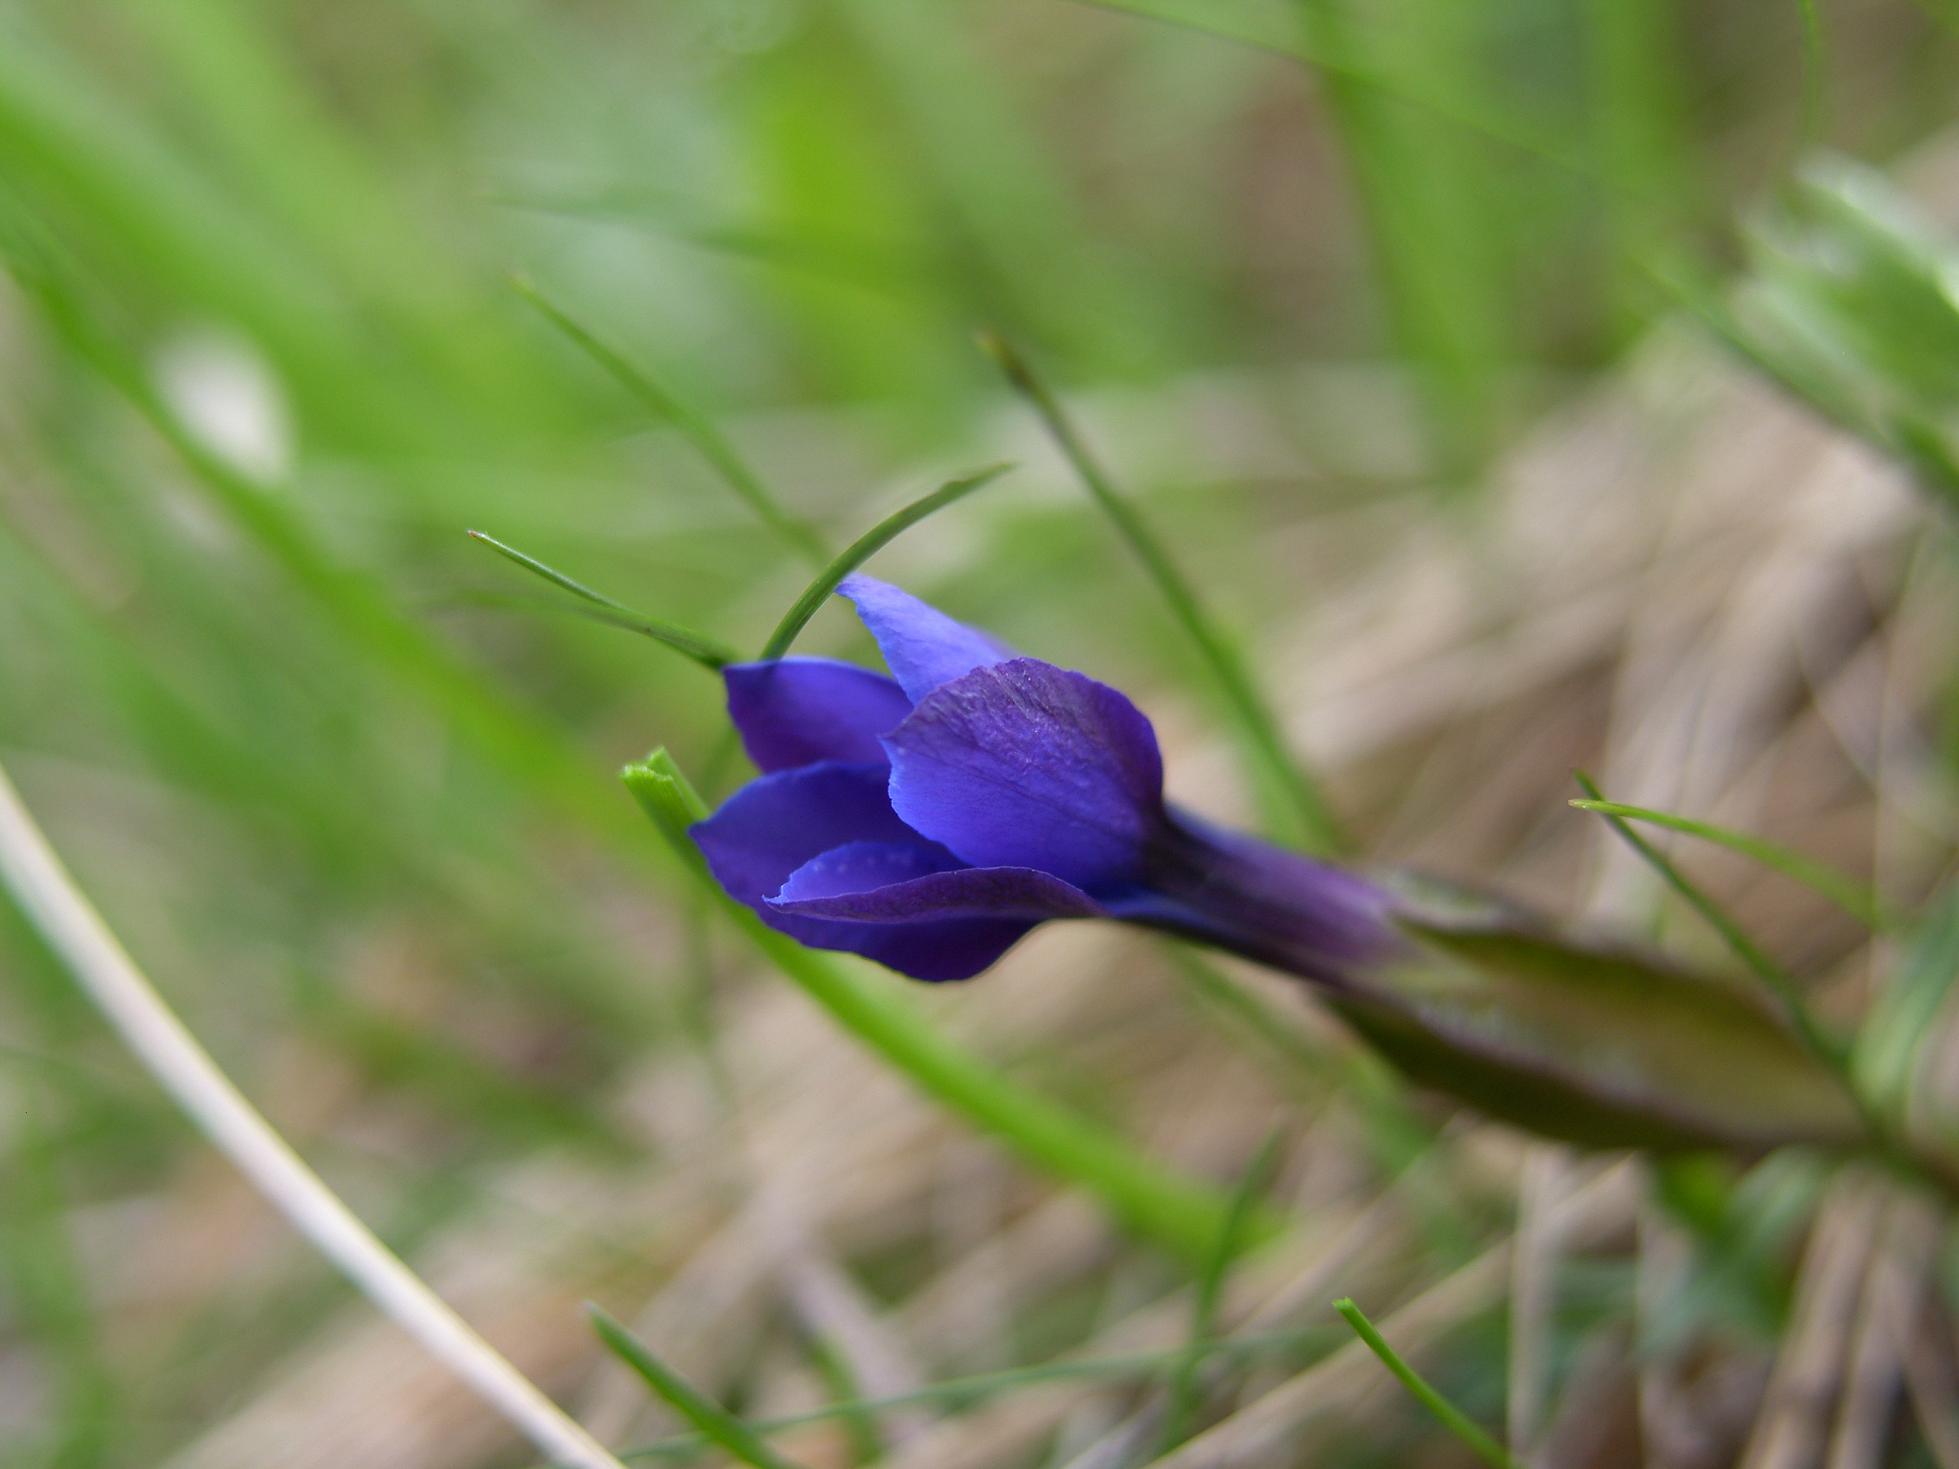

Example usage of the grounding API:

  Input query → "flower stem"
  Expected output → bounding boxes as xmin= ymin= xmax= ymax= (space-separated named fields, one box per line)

xmin=0 ymin=760 xmax=627 ymax=1469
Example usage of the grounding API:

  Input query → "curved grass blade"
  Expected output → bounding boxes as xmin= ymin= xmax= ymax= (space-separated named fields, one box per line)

xmin=0 ymin=761 xmax=629 ymax=1469
xmin=1065 ymin=0 xmax=1602 ymax=187
xmin=466 ymin=530 xmax=739 ymax=670
xmin=1333 ymin=1297 xmax=1522 ymax=1469
xmin=510 ymin=273 xmax=828 ymax=566
xmin=1156 ymin=1129 xmax=1284 ymax=1453
xmin=758 ymin=462 xmax=1014 ymax=660
xmin=1569 ymin=797 xmax=1886 ymax=929
xmin=1572 ymin=772 xmax=1852 ymax=1076
xmin=1854 ymin=883 xmax=1959 ymax=1115
xmin=588 ymin=1307 xmax=804 ymax=1469
xmin=1565 ymin=774 xmax=1959 ymax=1201
xmin=0 ymin=239 xmax=652 ymax=854
xmin=571 ymin=1324 xmax=1346 ymax=1465
xmin=623 ymin=747 xmax=1248 ymax=1263
xmin=980 ymin=332 xmax=1347 ymax=857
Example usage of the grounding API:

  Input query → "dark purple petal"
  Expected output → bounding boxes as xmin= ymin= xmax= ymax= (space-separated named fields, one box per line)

xmin=690 ymin=761 xmax=928 ymax=916
xmin=836 ymin=574 xmax=1015 ymax=703
xmin=831 ymin=914 xmax=1054 ymax=982
xmin=723 ymin=658 xmax=914 ymax=772
xmin=772 ymin=843 xmax=1106 ymax=922
xmin=883 ymin=658 xmax=1166 ymax=889
xmin=690 ymin=764 xmax=1040 ymax=982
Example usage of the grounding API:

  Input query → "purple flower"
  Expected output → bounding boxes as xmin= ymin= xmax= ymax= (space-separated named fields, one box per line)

xmin=682 ymin=575 xmax=1876 ymax=1157
xmin=691 ymin=576 xmax=1396 ymax=983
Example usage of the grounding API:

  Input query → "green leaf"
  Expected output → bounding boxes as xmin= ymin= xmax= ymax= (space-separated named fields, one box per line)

xmin=1157 ymin=1130 xmax=1283 ymax=1452
xmin=509 ymin=274 xmax=830 ymax=567
xmin=1334 ymin=875 xmax=1870 ymax=1153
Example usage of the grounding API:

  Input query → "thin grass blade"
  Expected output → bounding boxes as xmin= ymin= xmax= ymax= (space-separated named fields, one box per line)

xmin=980 ymin=332 xmax=1346 ymax=857
xmin=510 ymin=273 xmax=828 ymax=565
xmin=1569 ymin=797 xmax=1886 ymax=928
xmin=1571 ymin=771 xmax=1851 ymax=1074
xmin=758 ymin=462 xmax=1013 ymax=659
xmin=588 ymin=1307 xmax=804 ymax=1469
xmin=1333 ymin=1297 xmax=1522 ymax=1469
xmin=465 ymin=530 xmax=738 ymax=669
xmin=1156 ymin=1129 xmax=1284 ymax=1452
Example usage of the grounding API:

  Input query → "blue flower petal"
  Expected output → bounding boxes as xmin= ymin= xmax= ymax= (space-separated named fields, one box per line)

xmin=690 ymin=761 xmax=930 ymax=918
xmin=836 ymin=574 xmax=1015 ymax=703
xmin=771 ymin=843 xmax=1106 ymax=922
xmin=690 ymin=764 xmax=1029 ymax=981
xmin=883 ymin=658 xmax=1167 ymax=889
xmin=723 ymin=658 xmax=914 ymax=772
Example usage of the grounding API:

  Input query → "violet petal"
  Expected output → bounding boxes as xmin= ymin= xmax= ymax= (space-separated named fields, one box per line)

xmin=690 ymin=760 xmax=933 ymax=918
xmin=690 ymin=763 xmax=1030 ymax=981
xmin=883 ymin=658 xmax=1166 ymax=889
xmin=772 ymin=843 xmax=1107 ymax=923
xmin=723 ymin=658 xmax=914 ymax=772
xmin=836 ymin=574 xmax=1015 ymax=702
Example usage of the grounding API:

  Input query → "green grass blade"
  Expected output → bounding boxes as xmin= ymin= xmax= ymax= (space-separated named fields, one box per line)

xmin=588 ymin=1307 xmax=804 ymax=1469
xmin=981 ymin=332 xmax=1347 ymax=857
xmin=1571 ymin=772 xmax=1852 ymax=1074
xmin=509 ymin=273 xmax=828 ymax=566
xmin=1071 ymin=0 xmax=1600 ymax=186
xmin=622 ymin=747 xmax=1245 ymax=1263
xmin=1156 ymin=1130 xmax=1283 ymax=1452
xmin=579 ymin=1323 xmax=1347 ymax=1465
xmin=0 ymin=245 xmax=656 ymax=854
xmin=758 ymin=462 xmax=1013 ymax=659
xmin=1292 ymin=0 xmax=1512 ymax=474
xmin=1587 ymin=0 xmax=1696 ymax=341
xmin=465 ymin=530 xmax=739 ymax=670
xmin=1853 ymin=883 xmax=1959 ymax=1115
xmin=0 ymin=1096 xmax=118 ymax=1468
xmin=1568 ymin=797 xmax=1886 ymax=928
xmin=1332 ymin=1297 xmax=1521 ymax=1469
xmin=1794 ymin=0 xmax=1829 ymax=150
xmin=1562 ymin=773 xmax=1957 ymax=1191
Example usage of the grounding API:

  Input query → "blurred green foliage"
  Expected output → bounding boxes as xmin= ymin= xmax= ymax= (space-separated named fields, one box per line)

xmin=1 ymin=0 xmax=1957 ymax=1463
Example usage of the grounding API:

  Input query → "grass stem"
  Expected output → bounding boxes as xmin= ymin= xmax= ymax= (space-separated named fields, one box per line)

xmin=0 ymin=760 xmax=628 ymax=1469
xmin=588 ymin=1307 xmax=804 ymax=1469
xmin=467 ymin=530 xmax=740 ymax=670
xmin=980 ymin=331 xmax=1347 ymax=857
xmin=510 ymin=273 xmax=829 ymax=566
xmin=759 ymin=462 xmax=1012 ymax=659
xmin=1568 ymin=796 xmax=1886 ymax=928
xmin=1333 ymin=1297 xmax=1521 ymax=1469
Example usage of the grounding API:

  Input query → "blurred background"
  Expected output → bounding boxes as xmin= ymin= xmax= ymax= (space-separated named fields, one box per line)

xmin=3 ymin=1 xmax=1959 ymax=1465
